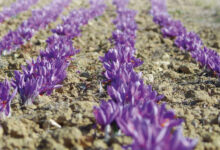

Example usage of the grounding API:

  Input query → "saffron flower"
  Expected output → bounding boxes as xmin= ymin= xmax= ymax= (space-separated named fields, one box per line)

xmin=0 ymin=0 xmax=71 ymax=54
xmin=161 ymin=20 xmax=186 ymax=37
xmin=107 ymin=66 xmax=163 ymax=104
xmin=150 ymin=0 xmax=220 ymax=79
xmin=0 ymin=0 xmax=38 ymax=23
xmin=40 ymin=36 xmax=79 ymax=61
xmin=94 ymin=0 xmax=197 ymax=149
xmin=175 ymin=32 xmax=203 ymax=52
xmin=13 ymin=57 xmax=68 ymax=105
xmin=13 ymin=71 xmax=42 ymax=105
xmin=126 ymin=119 xmax=197 ymax=150
xmin=93 ymin=100 xmax=120 ymax=129
xmin=0 ymin=80 xmax=17 ymax=118
xmin=116 ymin=101 xmax=182 ymax=136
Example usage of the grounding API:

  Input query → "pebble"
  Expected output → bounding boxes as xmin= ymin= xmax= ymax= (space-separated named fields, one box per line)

xmin=0 ymin=126 xmax=3 ymax=138
xmin=43 ymin=119 xmax=62 ymax=130
xmin=195 ymin=90 xmax=211 ymax=102
xmin=162 ymin=38 xmax=173 ymax=46
xmin=162 ymin=53 xmax=170 ymax=60
xmin=94 ymin=139 xmax=108 ymax=149
xmin=0 ymin=57 xmax=8 ymax=69
xmin=178 ymin=65 xmax=192 ymax=74
xmin=163 ymin=70 xmax=179 ymax=79
xmin=52 ymin=127 xmax=82 ymax=144
xmin=145 ymin=74 xmax=154 ymax=83
xmin=56 ymin=108 xmax=72 ymax=123
xmin=113 ymin=144 xmax=122 ymax=150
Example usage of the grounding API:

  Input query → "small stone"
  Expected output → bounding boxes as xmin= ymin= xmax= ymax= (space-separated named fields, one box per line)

xmin=0 ymin=57 xmax=8 ymax=69
xmin=145 ymin=74 xmax=154 ymax=83
xmin=203 ymin=134 xmax=213 ymax=142
xmin=56 ymin=108 xmax=72 ymax=123
xmin=212 ymin=41 xmax=219 ymax=48
xmin=80 ymin=72 xmax=90 ymax=78
xmin=71 ymin=88 xmax=79 ymax=97
xmin=113 ymin=144 xmax=122 ymax=150
xmin=162 ymin=38 xmax=173 ymax=46
xmin=70 ymin=101 xmax=98 ymax=113
xmin=13 ymin=53 xmax=20 ymax=58
xmin=94 ymin=139 xmax=107 ymax=149
xmin=52 ymin=127 xmax=82 ymax=146
xmin=195 ymin=90 xmax=211 ymax=102
xmin=34 ymin=40 xmax=41 ymax=45
xmin=185 ymin=90 xmax=195 ymax=98
xmin=43 ymin=119 xmax=62 ymax=130
xmin=0 ymin=126 xmax=3 ymax=138
xmin=178 ymin=65 xmax=192 ymax=74
xmin=162 ymin=53 xmax=170 ymax=60
xmin=191 ymin=120 xmax=198 ymax=128
xmin=163 ymin=70 xmax=179 ymax=79
xmin=77 ymin=58 xmax=89 ymax=67
xmin=154 ymin=60 xmax=170 ymax=66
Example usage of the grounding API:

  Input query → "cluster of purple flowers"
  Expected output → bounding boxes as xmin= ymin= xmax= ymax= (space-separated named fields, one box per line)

xmin=0 ymin=0 xmax=38 ymax=23
xmin=0 ymin=80 xmax=17 ymax=118
xmin=0 ymin=0 xmax=106 ymax=116
xmin=0 ymin=0 xmax=71 ymax=55
xmin=12 ymin=0 xmax=106 ymax=106
xmin=94 ymin=0 xmax=197 ymax=149
xmin=150 ymin=0 xmax=220 ymax=78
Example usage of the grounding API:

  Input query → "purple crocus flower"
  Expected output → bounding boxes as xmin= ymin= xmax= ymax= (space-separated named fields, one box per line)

xmin=150 ymin=0 xmax=186 ymax=38
xmin=89 ymin=0 xmax=107 ymax=18
xmin=127 ymin=119 xmax=197 ymax=150
xmin=114 ymin=101 xmax=197 ymax=150
xmin=11 ymin=0 xmax=107 ymax=106
xmin=112 ymin=30 xmax=136 ymax=47
xmin=175 ymin=32 xmax=203 ymax=52
xmin=150 ymin=0 xmax=167 ymax=15
xmin=13 ymin=71 xmax=42 ymax=105
xmin=51 ymin=24 xmax=81 ymax=37
xmin=0 ymin=80 xmax=17 ymax=118
xmin=41 ymin=36 xmax=79 ymax=61
xmin=113 ymin=0 xmax=129 ymax=8
xmin=161 ymin=20 xmax=186 ymax=37
xmin=93 ymin=100 xmax=120 ymax=129
xmin=17 ymin=27 xmax=34 ymax=41
xmin=100 ymin=46 xmax=142 ymax=73
xmin=191 ymin=47 xmax=212 ymax=68
xmin=94 ymin=0 xmax=198 ymax=149
xmin=0 ymin=0 xmax=71 ymax=54
xmin=116 ymin=101 xmax=182 ymax=136
xmin=23 ymin=57 xmax=68 ymax=95
xmin=13 ymin=57 xmax=68 ymax=105
xmin=191 ymin=46 xmax=220 ymax=75
xmin=107 ymin=67 xmax=163 ymax=104
xmin=0 ymin=0 xmax=38 ymax=23
xmin=150 ymin=0 xmax=220 ymax=80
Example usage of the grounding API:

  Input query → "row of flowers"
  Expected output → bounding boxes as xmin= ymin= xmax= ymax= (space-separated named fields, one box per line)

xmin=0 ymin=0 xmax=106 ymax=118
xmin=150 ymin=0 xmax=220 ymax=79
xmin=0 ymin=0 xmax=38 ymax=23
xmin=0 ymin=0 xmax=71 ymax=55
xmin=93 ymin=0 xmax=197 ymax=149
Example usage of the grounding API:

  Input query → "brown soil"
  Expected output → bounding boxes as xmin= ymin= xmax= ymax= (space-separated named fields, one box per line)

xmin=0 ymin=0 xmax=219 ymax=150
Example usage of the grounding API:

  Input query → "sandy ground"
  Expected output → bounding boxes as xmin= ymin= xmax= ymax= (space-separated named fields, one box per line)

xmin=0 ymin=0 xmax=219 ymax=149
